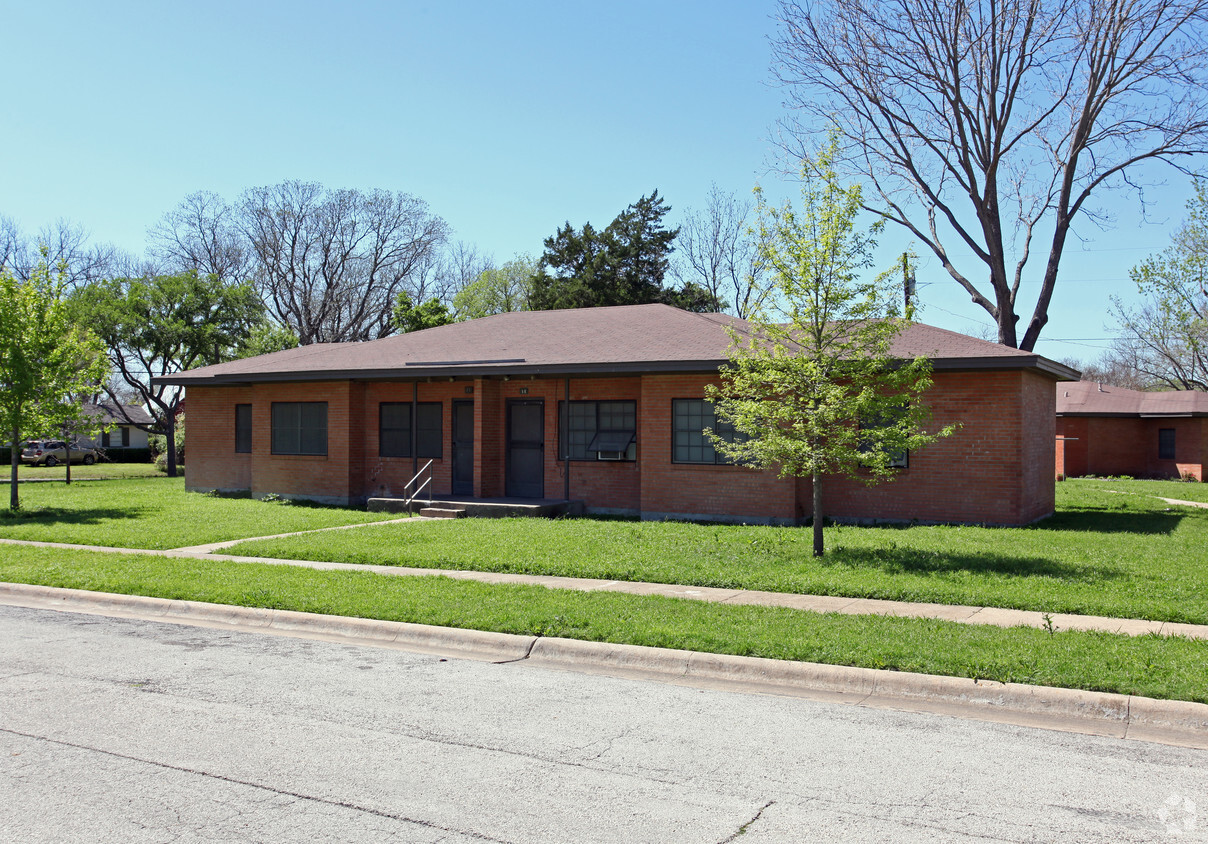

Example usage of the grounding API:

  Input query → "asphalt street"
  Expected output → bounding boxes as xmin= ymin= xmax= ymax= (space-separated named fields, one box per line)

xmin=1 ymin=605 xmax=1204 ymax=843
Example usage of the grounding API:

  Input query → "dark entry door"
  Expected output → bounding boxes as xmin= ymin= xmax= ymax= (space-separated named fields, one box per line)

xmin=452 ymin=401 xmax=474 ymax=495
xmin=506 ymin=400 xmax=544 ymax=499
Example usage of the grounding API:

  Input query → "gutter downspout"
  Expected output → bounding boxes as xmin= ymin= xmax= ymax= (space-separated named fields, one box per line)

xmin=412 ymin=382 xmax=418 ymax=480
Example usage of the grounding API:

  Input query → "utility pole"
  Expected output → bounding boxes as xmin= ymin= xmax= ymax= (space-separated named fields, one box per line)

xmin=901 ymin=253 xmax=916 ymax=319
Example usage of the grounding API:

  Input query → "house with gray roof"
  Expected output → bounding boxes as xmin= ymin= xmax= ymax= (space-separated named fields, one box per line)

xmin=78 ymin=402 xmax=153 ymax=453
xmin=159 ymin=304 xmax=1076 ymax=525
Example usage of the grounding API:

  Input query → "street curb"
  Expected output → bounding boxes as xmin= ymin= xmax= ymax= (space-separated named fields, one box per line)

xmin=2 ymin=582 xmax=1206 ymax=749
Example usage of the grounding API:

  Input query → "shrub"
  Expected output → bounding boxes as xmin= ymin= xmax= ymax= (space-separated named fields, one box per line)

xmin=149 ymin=414 xmax=185 ymax=467
xmin=100 ymin=447 xmax=153 ymax=464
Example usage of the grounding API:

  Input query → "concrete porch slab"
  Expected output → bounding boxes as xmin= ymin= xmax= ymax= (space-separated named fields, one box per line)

xmin=368 ymin=496 xmax=585 ymax=518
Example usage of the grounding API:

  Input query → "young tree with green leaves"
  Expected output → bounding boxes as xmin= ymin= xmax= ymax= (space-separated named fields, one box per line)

xmin=707 ymin=140 xmax=954 ymax=556
xmin=72 ymin=270 xmax=264 ymax=478
xmin=0 ymin=255 xmax=108 ymax=509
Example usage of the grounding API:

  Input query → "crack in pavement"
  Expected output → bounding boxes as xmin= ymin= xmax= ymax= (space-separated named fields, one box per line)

xmin=718 ymin=800 xmax=774 ymax=843
xmin=0 ymin=727 xmax=514 ymax=844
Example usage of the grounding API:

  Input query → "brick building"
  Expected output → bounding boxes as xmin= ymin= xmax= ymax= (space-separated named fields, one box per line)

xmin=161 ymin=304 xmax=1075 ymax=526
xmin=1056 ymin=380 xmax=1208 ymax=481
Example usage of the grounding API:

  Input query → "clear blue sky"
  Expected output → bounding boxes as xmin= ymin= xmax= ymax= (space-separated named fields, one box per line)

xmin=3 ymin=1 xmax=1199 ymax=364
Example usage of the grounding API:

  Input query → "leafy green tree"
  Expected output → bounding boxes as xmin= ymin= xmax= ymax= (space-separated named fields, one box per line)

xmin=73 ymin=271 xmax=264 ymax=478
xmin=391 ymin=292 xmax=454 ymax=333
xmin=660 ymin=280 xmax=721 ymax=313
xmin=707 ymin=140 xmax=954 ymax=556
xmin=236 ymin=319 xmax=299 ymax=359
xmin=452 ymin=255 xmax=537 ymax=320
xmin=0 ymin=255 xmax=108 ymax=509
xmin=1110 ymin=181 xmax=1208 ymax=391
xmin=530 ymin=192 xmax=682 ymax=310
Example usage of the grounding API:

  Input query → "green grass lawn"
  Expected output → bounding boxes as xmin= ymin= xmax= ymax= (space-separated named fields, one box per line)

xmin=220 ymin=478 xmax=1208 ymax=624
xmin=1 ymin=543 xmax=1204 ymax=703
xmin=0 ymin=477 xmax=397 ymax=549
xmin=5 ymin=462 xmax=164 ymax=481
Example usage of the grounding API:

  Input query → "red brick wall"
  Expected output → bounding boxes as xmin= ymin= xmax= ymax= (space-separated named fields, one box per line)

xmin=739 ymin=369 xmax=1056 ymax=526
xmin=639 ymin=374 xmax=798 ymax=522
xmin=558 ymin=376 xmax=642 ymax=511
xmin=186 ymin=385 xmax=253 ymax=492
xmin=360 ymin=381 xmax=465 ymax=499
xmin=1019 ymin=371 xmax=1058 ymax=522
xmin=820 ymin=371 xmax=1054 ymax=525
xmin=475 ymin=379 xmax=502 ymax=497
xmin=1060 ymin=415 xmax=1206 ymax=480
xmin=249 ymin=381 xmax=356 ymax=504
xmin=186 ymin=367 xmax=1059 ymax=524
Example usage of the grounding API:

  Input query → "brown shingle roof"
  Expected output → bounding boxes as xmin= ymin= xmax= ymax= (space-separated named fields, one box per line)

xmin=158 ymin=304 xmax=1077 ymax=385
xmin=1056 ymin=380 xmax=1208 ymax=416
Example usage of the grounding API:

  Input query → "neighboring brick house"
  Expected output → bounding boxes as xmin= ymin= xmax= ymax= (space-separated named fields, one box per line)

xmin=159 ymin=304 xmax=1076 ymax=526
xmin=1056 ymin=381 xmax=1208 ymax=481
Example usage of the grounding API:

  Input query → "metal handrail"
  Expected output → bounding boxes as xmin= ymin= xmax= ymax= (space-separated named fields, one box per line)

xmin=403 ymin=460 xmax=435 ymax=510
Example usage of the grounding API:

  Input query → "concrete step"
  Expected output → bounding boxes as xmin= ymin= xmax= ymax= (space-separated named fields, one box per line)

xmin=419 ymin=507 xmax=467 ymax=519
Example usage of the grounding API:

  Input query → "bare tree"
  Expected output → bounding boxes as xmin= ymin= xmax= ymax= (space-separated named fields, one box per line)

xmin=674 ymin=185 xmax=770 ymax=317
xmin=1110 ymin=295 xmax=1208 ymax=389
xmin=148 ymin=191 xmax=251 ymax=282
xmin=1068 ymin=345 xmax=1170 ymax=388
xmin=1108 ymin=180 xmax=1208 ymax=389
xmin=239 ymin=181 xmax=450 ymax=344
xmin=773 ymin=0 xmax=1208 ymax=350
xmin=0 ymin=215 xmax=116 ymax=287
xmin=411 ymin=240 xmax=493 ymax=305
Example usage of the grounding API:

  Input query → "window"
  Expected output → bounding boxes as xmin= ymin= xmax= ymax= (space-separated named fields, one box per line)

xmin=1159 ymin=428 xmax=1176 ymax=460
xmin=859 ymin=411 xmax=908 ymax=469
xmin=235 ymin=404 xmax=252 ymax=453
xmin=672 ymin=399 xmax=744 ymax=464
xmin=101 ymin=430 xmax=110 ymax=448
xmin=121 ymin=426 xmax=130 ymax=447
xmin=559 ymin=400 xmax=636 ymax=460
xmin=380 ymin=402 xmax=442 ymax=458
xmin=271 ymin=402 xmax=327 ymax=455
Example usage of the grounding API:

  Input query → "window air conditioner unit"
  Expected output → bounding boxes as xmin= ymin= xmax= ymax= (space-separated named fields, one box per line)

xmin=596 ymin=450 xmax=627 ymax=461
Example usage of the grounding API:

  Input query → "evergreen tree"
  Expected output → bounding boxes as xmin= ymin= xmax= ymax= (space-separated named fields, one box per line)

xmin=531 ymin=192 xmax=682 ymax=310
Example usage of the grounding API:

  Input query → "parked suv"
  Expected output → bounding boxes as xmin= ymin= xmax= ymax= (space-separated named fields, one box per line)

xmin=20 ymin=440 xmax=98 ymax=467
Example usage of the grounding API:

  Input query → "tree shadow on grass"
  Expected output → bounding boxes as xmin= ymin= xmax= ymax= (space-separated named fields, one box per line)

xmin=0 ymin=505 xmax=146 ymax=528
xmin=1039 ymin=509 xmax=1185 ymax=535
xmin=827 ymin=546 xmax=1123 ymax=582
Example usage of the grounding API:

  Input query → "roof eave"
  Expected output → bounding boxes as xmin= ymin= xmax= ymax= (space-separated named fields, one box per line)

xmin=156 ymin=353 xmax=1069 ymax=388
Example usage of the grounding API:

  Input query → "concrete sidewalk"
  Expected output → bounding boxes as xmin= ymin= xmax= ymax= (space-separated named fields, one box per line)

xmin=1 ymin=533 xmax=1205 ymax=641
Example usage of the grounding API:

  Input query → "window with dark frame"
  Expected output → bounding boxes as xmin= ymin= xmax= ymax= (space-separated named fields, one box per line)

xmin=379 ymin=402 xmax=443 ymax=459
xmin=121 ymin=426 xmax=130 ymax=447
xmin=235 ymin=404 xmax=252 ymax=453
xmin=271 ymin=402 xmax=327 ymax=455
xmin=558 ymin=400 xmax=636 ymax=460
xmin=1159 ymin=428 xmax=1176 ymax=460
xmin=101 ymin=430 xmax=111 ymax=448
xmin=858 ymin=411 xmax=909 ymax=469
xmin=672 ymin=399 xmax=745 ymax=465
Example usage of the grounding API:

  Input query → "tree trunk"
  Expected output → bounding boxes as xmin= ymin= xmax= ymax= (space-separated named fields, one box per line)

xmin=10 ymin=425 xmax=20 ymax=511
xmin=65 ymin=441 xmax=72 ymax=485
xmin=812 ymin=469 xmax=824 ymax=557
xmin=165 ymin=415 xmax=178 ymax=478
